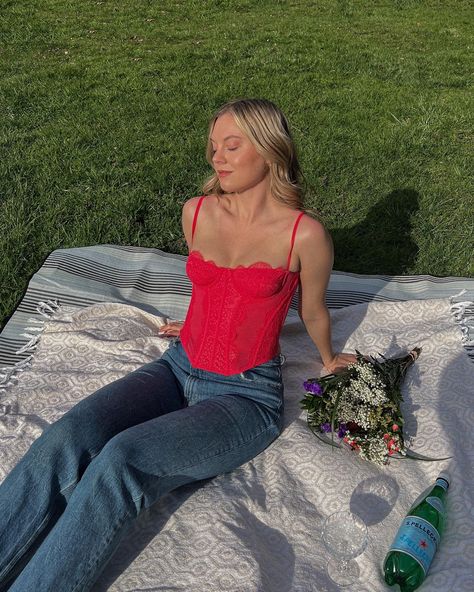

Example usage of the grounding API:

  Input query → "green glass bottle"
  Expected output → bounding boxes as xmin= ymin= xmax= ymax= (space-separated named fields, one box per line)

xmin=383 ymin=473 xmax=450 ymax=592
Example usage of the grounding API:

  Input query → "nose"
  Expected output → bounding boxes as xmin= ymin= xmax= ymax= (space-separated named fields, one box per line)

xmin=211 ymin=146 xmax=226 ymax=165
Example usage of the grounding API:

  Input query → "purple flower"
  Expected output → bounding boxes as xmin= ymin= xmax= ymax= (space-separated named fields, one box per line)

xmin=303 ymin=380 xmax=323 ymax=396
xmin=320 ymin=422 xmax=331 ymax=433
xmin=338 ymin=422 xmax=348 ymax=438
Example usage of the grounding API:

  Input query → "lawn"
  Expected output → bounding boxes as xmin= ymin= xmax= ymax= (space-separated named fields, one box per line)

xmin=1 ymin=0 xmax=473 ymax=332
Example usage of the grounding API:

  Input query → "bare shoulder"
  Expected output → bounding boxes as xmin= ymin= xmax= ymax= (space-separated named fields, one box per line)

xmin=182 ymin=194 xmax=218 ymax=215
xmin=295 ymin=214 xmax=332 ymax=254
xmin=182 ymin=194 xmax=214 ymax=251
xmin=182 ymin=195 xmax=204 ymax=217
xmin=182 ymin=196 xmax=201 ymax=251
xmin=294 ymin=213 xmax=333 ymax=270
xmin=297 ymin=213 xmax=329 ymax=241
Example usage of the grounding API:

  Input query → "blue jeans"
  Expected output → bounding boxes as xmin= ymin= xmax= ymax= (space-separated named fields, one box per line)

xmin=0 ymin=337 xmax=285 ymax=591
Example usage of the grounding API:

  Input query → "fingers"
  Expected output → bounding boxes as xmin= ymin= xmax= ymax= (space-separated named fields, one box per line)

xmin=159 ymin=329 xmax=173 ymax=335
xmin=158 ymin=322 xmax=182 ymax=337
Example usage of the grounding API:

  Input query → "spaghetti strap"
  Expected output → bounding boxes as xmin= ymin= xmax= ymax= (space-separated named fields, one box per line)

xmin=286 ymin=212 xmax=305 ymax=271
xmin=191 ymin=195 xmax=207 ymax=242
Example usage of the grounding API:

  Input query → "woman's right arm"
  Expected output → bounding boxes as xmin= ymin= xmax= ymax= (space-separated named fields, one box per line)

xmin=182 ymin=196 xmax=201 ymax=252
xmin=158 ymin=197 xmax=201 ymax=337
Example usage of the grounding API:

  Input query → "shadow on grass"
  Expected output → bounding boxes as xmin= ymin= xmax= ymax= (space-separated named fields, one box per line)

xmin=332 ymin=188 xmax=420 ymax=275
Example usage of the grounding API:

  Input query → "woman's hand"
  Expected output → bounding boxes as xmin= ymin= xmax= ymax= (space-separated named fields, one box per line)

xmin=158 ymin=321 xmax=184 ymax=337
xmin=323 ymin=352 xmax=358 ymax=374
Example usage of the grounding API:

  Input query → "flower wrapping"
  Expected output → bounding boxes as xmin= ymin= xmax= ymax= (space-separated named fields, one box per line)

xmin=300 ymin=348 xmax=423 ymax=466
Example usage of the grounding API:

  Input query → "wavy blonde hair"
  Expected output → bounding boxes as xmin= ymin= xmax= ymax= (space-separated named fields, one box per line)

xmin=201 ymin=98 xmax=321 ymax=220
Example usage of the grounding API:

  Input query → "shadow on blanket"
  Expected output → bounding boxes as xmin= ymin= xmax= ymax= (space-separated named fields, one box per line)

xmin=1 ymin=297 xmax=474 ymax=592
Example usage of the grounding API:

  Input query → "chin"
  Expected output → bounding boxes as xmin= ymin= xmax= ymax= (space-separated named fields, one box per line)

xmin=219 ymin=181 xmax=234 ymax=192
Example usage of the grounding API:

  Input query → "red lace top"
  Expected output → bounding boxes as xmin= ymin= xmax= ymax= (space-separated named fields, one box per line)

xmin=179 ymin=195 xmax=305 ymax=375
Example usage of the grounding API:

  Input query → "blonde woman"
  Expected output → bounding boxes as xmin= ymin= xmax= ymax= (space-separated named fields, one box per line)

xmin=0 ymin=98 xmax=356 ymax=591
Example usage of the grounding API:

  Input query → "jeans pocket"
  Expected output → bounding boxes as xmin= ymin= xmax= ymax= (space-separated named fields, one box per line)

xmin=240 ymin=357 xmax=283 ymax=391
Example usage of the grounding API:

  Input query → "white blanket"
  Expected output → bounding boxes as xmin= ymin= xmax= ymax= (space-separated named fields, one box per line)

xmin=1 ymin=298 xmax=473 ymax=592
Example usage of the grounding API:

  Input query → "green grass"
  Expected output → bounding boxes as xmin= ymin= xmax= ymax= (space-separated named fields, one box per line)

xmin=1 ymin=0 xmax=473 ymax=332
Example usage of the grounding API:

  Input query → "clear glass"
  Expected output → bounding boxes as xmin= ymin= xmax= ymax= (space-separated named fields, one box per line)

xmin=321 ymin=510 xmax=368 ymax=586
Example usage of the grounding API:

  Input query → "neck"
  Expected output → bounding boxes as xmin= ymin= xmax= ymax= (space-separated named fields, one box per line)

xmin=222 ymin=184 xmax=280 ymax=226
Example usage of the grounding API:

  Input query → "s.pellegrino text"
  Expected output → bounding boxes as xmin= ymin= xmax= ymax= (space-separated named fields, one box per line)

xmin=383 ymin=473 xmax=449 ymax=592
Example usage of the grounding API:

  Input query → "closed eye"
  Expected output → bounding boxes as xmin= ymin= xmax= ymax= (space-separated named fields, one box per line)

xmin=211 ymin=147 xmax=238 ymax=154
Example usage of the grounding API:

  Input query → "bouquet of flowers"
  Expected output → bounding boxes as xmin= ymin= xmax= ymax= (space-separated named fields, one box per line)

xmin=300 ymin=347 xmax=438 ymax=466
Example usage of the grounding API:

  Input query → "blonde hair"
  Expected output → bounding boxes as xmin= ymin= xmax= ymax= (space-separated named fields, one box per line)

xmin=201 ymin=98 xmax=321 ymax=220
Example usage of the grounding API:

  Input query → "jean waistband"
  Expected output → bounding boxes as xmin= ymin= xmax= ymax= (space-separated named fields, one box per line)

xmin=167 ymin=336 xmax=286 ymax=374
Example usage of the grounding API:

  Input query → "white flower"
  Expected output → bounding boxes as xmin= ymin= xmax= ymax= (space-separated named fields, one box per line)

xmin=349 ymin=362 xmax=388 ymax=405
xmin=358 ymin=436 xmax=388 ymax=466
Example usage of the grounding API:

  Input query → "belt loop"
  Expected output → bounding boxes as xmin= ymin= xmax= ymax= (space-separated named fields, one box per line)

xmin=279 ymin=353 xmax=286 ymax=365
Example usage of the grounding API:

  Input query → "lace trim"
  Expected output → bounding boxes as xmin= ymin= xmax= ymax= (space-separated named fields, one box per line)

xmin=189 ymin=250 xmax=298 ymax=273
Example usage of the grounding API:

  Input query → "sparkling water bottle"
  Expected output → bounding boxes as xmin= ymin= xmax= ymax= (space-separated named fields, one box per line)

xmin=383 ymin=473 xmax=450 ymax=592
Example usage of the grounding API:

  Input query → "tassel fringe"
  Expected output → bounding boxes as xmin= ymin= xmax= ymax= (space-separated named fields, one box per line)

xmin=449 ymin=289 xmax=474 ymax=347
xmin=1 ymin=289 xmax=473 ymax=400
xmin=0 ymin=299 xmax=63 ymax=397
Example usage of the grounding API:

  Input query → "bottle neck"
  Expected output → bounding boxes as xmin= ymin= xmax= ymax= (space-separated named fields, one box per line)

xmin=431 ymin=479 xmax=449 ymax=501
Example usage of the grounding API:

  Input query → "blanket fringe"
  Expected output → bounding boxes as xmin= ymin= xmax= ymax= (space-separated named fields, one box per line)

xmin=0 ymin=299 xmax=63 ymax=396
xmin=1 ymin=291 xmax=473 ymax=398
xmin=449 ymin=289 xmax=474 ymax=347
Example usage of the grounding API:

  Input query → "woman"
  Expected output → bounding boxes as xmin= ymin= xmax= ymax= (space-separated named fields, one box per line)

xmin=0 ymin=98 xmax=356 ymax=591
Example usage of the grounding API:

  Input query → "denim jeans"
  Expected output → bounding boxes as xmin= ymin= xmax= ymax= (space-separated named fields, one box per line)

xmin=0 ymin=337 xmax=285 ymax=591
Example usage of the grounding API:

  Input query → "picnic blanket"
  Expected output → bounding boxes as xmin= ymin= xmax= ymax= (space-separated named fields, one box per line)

xmin=1 ymin=245 xmax=474 ymax=592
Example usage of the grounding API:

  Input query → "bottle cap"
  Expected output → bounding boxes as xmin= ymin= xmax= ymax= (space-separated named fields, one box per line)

xmin=437 ymin=472 xmax=450 ymax=488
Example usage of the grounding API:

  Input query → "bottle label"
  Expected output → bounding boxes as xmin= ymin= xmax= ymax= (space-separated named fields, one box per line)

xmin=389 ymin=515 xmax=440 ymax=575
xmin=436 ymin=477 xmax=449 ymax=492
xmin=426 ymin=496 xmax=445 ymax=515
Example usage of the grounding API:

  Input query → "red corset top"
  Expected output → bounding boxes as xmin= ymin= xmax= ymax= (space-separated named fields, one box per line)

xmin=179 ymin=195 xmax=305 ymax=375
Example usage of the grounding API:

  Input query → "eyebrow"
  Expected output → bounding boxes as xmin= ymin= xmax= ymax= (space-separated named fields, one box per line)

xmin=210 ymin=135 xmax=242 ymax=142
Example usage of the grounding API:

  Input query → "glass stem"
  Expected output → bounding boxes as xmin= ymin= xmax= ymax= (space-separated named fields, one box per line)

xmin=339 ymin=559 xmax=350 ymax=572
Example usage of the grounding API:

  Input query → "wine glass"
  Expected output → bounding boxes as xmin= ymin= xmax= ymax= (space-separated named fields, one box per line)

xmin=321 ymin=510 xmax=368 ymax=586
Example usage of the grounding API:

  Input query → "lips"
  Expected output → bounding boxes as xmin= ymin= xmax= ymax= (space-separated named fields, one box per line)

xmin=218 ymin=171 xmax=232 ymax=177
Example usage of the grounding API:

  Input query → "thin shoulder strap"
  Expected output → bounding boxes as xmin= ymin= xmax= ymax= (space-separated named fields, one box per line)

xmin=286 ymin=211 xmax=305 ymax=270
xmin=191 ymin=195 xmax=207 ymax=242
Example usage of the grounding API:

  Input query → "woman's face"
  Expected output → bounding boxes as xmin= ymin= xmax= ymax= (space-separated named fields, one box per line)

xmin=210 ymin=113 xmax=269 ymax=194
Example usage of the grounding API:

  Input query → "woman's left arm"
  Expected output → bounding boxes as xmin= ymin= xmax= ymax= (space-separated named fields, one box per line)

xmin=297 ymin=218 xmax=357 ymax=374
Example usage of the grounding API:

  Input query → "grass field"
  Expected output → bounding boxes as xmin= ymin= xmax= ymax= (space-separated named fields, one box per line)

xmin=1 ymin=0 xmax=473 ymax=332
